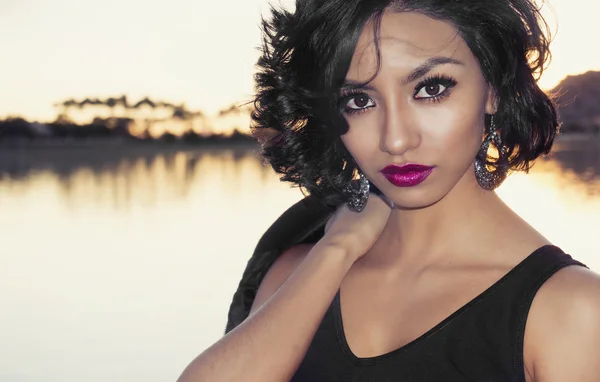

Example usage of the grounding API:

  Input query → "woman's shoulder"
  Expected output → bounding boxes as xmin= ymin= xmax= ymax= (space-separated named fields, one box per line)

xmin=524 ymin=259 xmax=600 ymax=379
xmin=529 ymin=256 xmax=600 ymax=320
xmin=529 ymin=262 xmax=600 ymax=325
xmin=247 ymin=196 xmax=336 ymax=314
xmin=250 ymin=243 xmax=314 ymax=314
xmin=225 ymin=195 xmax=333 ymax=333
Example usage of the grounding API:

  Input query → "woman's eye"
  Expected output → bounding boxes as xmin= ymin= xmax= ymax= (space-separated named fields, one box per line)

xmin=414 ymin=84 xmax=448 ymax=99
xmin=346 ymin=94 xmax=375 ymax=110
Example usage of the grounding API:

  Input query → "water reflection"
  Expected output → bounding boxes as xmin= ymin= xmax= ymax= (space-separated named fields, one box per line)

xmin=0 ymin=144 xmax=305 ymax=382
xmin=544 ymin=138 xmax=600 ymax=195
xmin=0 ymin=138 xmax=599 ymax=382
xmin=1 ymin=137 xmax=599 ymax=206
xmin=0 ymin=145 xmax=277 ymax=210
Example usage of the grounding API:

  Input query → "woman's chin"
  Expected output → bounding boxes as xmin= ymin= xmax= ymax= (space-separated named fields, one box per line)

xmin=379 ymin=186 xmax=449 ymax=211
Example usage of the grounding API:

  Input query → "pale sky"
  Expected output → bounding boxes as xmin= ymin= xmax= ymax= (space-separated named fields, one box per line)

xmin=0 ymin=0 xmax=598 ymax=122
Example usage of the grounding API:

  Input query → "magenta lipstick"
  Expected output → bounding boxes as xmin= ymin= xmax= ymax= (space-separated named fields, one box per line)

xmin=380 ymin=164 xmax=434 ymax=187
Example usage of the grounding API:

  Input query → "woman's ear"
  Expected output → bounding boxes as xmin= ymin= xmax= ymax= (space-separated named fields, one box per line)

xmin=485 ymin=85 xmax=499 ymax=115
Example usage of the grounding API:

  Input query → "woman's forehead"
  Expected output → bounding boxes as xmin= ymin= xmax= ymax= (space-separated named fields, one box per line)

xmin=348 ymin=11 xmax=475 ymax=77
xmin=355 ymin=12 xmax=466 ymax=56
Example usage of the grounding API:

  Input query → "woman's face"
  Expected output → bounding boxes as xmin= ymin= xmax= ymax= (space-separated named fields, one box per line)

xmin=339 ymin=11 xmax=496 ymax=209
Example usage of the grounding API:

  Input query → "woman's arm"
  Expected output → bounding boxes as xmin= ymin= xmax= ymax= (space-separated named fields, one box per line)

xmin=248 ymin=243 xmax=314 ymax=316
xmin=177 ymin=241 xmax=354 ymax=382
xmin=177 ymin=194 xmax=391 ymax=382
xmin=524 ymin=266 xmax=600 ymax=381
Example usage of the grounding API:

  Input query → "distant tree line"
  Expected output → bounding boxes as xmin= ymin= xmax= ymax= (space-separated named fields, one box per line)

xmin=560 ymin=122 xmax=600 ymax=134
xmin=0 ymin=116 xmax=253 ymax=145
xmin=0 ymin=95 xmax=255 ymax=145
xmin=54 ymin=95 xmax=206 ymax=120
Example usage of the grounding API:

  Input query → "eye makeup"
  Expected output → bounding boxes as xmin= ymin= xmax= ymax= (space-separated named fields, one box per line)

xmin=338 ymin=74 xmax=458 ymax=116
xmin=413 ymin=74 xmax=457 ymax=103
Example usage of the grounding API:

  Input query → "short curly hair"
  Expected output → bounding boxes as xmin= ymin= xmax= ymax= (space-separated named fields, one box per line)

xmin=251 ymin=0 xmax=558 ymax=207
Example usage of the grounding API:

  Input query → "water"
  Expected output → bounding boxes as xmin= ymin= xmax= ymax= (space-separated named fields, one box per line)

xmin=1 ymin=138 xmax=599 ymax=382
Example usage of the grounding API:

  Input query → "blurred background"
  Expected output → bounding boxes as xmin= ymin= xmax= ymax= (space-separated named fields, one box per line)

xmin=0 ymin=0 xmax=599 ymax=381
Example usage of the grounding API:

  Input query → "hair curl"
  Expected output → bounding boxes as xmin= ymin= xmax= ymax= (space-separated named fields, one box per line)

xmin=251 ymin=0 xmax=558 ymax=207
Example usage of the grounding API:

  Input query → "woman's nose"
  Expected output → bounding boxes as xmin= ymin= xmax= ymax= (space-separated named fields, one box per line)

xmin=379 ymin=106 xmax=421 ymax=156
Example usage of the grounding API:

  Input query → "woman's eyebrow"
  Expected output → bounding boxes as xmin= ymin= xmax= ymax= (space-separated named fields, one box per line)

xmin=403 ymin=56 xmax=464 ymax=84
xmin=341 ymin=56 xmax=464 ymax=91
xmin=340 ymin=80 xmax=376 ymax=92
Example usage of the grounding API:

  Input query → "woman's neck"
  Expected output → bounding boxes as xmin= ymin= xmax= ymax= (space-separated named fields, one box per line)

xmin=365 ymin=178 xmax=510 ymax=270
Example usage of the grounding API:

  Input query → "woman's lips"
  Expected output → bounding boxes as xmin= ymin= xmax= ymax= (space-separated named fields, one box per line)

xmin=380 ymin=164 xmax=434 ymax=187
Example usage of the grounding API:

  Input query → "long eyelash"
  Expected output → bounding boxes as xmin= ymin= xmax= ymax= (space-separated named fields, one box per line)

xmin=414 ymin=74 xmax=457 ymax=102
xmin=339 ymin=88 xmax=364 ymax=101
xmin=338 ymin=89 xmax=372 ymax=116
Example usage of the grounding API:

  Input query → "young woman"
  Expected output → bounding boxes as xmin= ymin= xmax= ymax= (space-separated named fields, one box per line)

xmin=179 ymin=0 xmax=600 ymax=380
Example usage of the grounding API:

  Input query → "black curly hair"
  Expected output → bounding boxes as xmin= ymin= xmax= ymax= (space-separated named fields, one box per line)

xmin=251 ymin=0 xmax=558 ymax=207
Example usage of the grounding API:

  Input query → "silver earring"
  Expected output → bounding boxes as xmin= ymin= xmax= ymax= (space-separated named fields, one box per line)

xmin=343 ymin=171 xmax=370 ymax=212
xmin=474 ymin=116 xmax=508 ymax=190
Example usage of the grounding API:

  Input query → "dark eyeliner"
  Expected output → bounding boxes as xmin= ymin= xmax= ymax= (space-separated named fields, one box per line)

xmin=413 ymin=74 xmax=457 ymax=101
xmin=338 ymin=89 xmax=373 ymax=115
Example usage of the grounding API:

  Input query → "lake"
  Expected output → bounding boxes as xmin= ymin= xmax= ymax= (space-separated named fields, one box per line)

xmin=1 ymin=137 xmax=599 ymax=382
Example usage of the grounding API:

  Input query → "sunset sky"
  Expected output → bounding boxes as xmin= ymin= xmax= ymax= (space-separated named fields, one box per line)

xmin=1 ymin=0 xmax=598 ymax=122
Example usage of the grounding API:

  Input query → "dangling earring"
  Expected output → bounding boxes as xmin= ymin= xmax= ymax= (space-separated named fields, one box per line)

xmin=474 ymin=115 xmax=508 ymax=190
xmin=343 ymin=170 xmax=370 ymax=212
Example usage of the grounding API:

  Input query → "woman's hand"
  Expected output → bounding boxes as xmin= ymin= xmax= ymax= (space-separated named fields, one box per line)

xmin=322 ymin=193 xmax=393 ymax=262
xmin=178 ymin=193 xmax=392 ymax=382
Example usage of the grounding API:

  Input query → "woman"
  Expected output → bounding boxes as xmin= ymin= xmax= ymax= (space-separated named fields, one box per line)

xmin=179 ymin=0 xmax=600 ymax=381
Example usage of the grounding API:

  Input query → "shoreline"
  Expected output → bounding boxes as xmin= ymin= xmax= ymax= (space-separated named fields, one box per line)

xmin=0 ymin=139 xmax=261 ymax=176
xmin=0 ymin=137 xmax=258 ymax=151
xmin=0 ymin=132 xmax=598 ymax=151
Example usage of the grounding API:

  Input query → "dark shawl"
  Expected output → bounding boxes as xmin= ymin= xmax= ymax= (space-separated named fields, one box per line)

xmin=224 ymin=195 xmax=334 ymax=333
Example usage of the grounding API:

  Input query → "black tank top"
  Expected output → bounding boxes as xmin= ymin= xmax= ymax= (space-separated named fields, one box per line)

xmin=291 ymin=245 xmax=586 ymax=382
xmin=225 ymin=197 xmax=587 ymax=381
